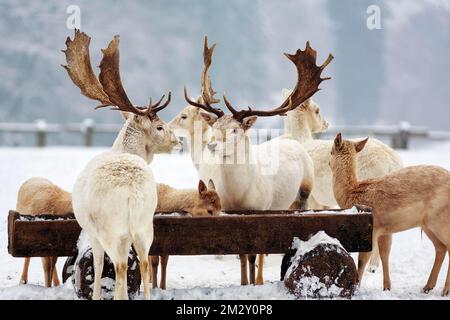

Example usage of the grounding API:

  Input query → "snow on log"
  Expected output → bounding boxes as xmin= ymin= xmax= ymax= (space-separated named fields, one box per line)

xmin=283 ymin=231 xmax=358 ymax=299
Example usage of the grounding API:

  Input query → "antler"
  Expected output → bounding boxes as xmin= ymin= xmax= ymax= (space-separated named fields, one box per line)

xmin=184 ymin=36 xmax=224 ymax=118
xmin=62 ymin=29 xmax=171 ymax=119
xmin=224 ymin=41 xmax=333 ymax=122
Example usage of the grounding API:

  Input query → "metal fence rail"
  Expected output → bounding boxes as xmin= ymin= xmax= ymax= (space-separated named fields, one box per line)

xmin=0 ymin=119 xmax=449 ymax=149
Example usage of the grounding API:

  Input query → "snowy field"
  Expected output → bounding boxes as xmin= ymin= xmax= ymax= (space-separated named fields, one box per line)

xmin=0 ymin=142 xmax=449 ymax=300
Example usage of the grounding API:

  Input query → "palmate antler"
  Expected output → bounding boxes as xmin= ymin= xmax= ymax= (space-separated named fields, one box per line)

xmin=62 ymin=29 xmax=171 ymax=119
xmin=184 ymin=37 xmax=224 ymax=118
xmin=224 ymin=41 xmax=333 ymax=122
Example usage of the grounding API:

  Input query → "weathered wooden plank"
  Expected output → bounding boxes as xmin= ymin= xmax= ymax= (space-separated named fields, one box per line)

xmin=7 ymin=208 xmax=373 ymax=257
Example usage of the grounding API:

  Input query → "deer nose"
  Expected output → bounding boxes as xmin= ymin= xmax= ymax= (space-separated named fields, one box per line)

xmin=207 ymin=142 xmax=217 ymax=151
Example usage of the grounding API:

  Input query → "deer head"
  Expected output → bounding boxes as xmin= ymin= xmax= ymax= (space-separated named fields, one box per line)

xmin=168 ymin=98 xmax=210 ymax=138
xmin=184 ymin=37 xmax=333 ymax=159
xmin=193 ymin=179 xmax=222 ymax=216
xmin=329 ymin=133 xmax=369 ymax=172
xmin=282 ymin=88 xmax=328 ymax=134
xmin=62 ymin=30 xmax=181 ymax=162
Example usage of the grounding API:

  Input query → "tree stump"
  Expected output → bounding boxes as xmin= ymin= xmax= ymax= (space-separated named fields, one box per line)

xmin=62 ymin=246 xmax=142 ymax=300
xmin=282 ymin=232 xmax=358 ymax=299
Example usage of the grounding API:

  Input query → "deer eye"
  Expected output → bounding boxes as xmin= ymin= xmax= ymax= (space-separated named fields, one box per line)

xmin=157 ymin=126 xmax=163 ymax=131
xmin=315 ymin=110 xmax=320 ymax=115
xmin=232 ymin=128 xmax=238 ymax=134
xmin=181 ymin=115 xmax=187 ymax=120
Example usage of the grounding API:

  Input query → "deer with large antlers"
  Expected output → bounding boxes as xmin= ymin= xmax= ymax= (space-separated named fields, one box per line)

xmin=62 ymin=30 xmax=180 ymax=300
xmin=184 ymin=37 xmax=332 ymax=285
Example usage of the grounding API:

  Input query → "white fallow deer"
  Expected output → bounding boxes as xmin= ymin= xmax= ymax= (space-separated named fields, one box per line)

xmin=168 ymin=101 xmax=210 ymax=170
xmin=184 ymin=38 xmax=333 ymax=285
xmin=17 ymin=177 xmax=72 ymax=287
xmin=330 ymin=133 xmax=450 ymax=296
xmin=279 ymin=88 xmax=404 ymax=272
xmin=62 ymin=30 xmax=180 ymax=300
xmin=150 ymin=179 xmax=222 ymax=289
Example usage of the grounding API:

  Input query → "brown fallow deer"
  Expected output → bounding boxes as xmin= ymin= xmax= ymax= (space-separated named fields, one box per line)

xmin=17 ymin=178 xmax=72 ymax=287
xmin=330 ymin=133 xmax=450 ymax=296
xmin=150 ymin=179 xmax=222 ymax=289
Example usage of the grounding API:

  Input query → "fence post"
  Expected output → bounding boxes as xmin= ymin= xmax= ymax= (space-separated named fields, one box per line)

xmin=391 ymin=121 xmax=411 ymax=149
xmin=35 ymin=119 xmax=47 ymax=147
xmin=81 ymin=118 xmax=95 ymax=147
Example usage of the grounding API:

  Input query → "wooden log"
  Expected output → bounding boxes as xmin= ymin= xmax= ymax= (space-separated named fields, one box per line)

xmin=7 ymin=207 xmax=373 ymax=257
xmin=283 ymin=234 xmax=358 ymax=299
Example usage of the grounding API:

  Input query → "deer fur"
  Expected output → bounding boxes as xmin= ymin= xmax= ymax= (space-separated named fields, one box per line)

xmin=168 ymin=102 xmax=210 ymax=168
xmin=72 ymin=113 xmax=180 ymax=300
xmin=198 ymin=113 xmax=314 ymax=285
xmin=280 ymin=88 xmax=404 ymax=272
xmin=16 ymin=177 xmax=72 ymax=287
xmin=330 ymin=133 xmax=450 ymax=296
xmin=150 ymin=179 xmax=221 ymax=289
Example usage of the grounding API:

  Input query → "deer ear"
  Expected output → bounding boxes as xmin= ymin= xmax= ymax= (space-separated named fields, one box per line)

xmin=241 ymin=116 xmax=257 ymax=131
xmin=198 ymin=180 xmax=207 ymax=195
xmin=208 ymin=179 xmax=216 ymax=191
xmin=334 ymin=133 xmax=343 ymax=149
xmin=200 ymin=112 xmax=218 ymax=126
xmin=354 ymin=137 xmax=369 ymax=153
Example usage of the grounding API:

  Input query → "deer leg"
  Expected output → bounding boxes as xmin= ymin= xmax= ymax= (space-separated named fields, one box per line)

xmin=41 ymin=257 xmax=52 ymax=288
xmin=256 ymin=254 xmax=264 ymax=285
xmin=367 ymin=244 xmax=380 ymax=273
xmin=90 ymin=236 xmax=105 ymax=300
xmin=357 ymin=252 xmax=371 ymax=286
xmin=111 ymin=238 xmax=132 ymax=300
xmin=443 ymin=250 xmax=450 ymax=297
xmin=239 ymin=254 xmax=249 ymax=285
xmin=133 ymin=236 xmax=152 ymax=300
xmin=248 ymin=254 xmax=256 ymax=285
xmin=422 ymin=229 xmax=446 ymax=293
xmin=20 ymin=257 xmax=30 ymax=284
xmin=49 ymin=256 xmax=59 ymax=287
xmin=150 ymin=256 xmax=159 ymax=289
xmin=378 ymin=234 xmax=392 ymax=290
xmin=160 ymin=255 xmax=169 ymax=290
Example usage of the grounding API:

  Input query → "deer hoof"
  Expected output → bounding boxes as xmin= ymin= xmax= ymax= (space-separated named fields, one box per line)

xmin=255 ymin=278 xmax=264 ymax=286
xmin=383 ymin=287 xmax=391 ymax=291
xmin=422 ymin=286 xmax=433 ymax=294
xmin=442 ymin=289 xmax=449 ymax=297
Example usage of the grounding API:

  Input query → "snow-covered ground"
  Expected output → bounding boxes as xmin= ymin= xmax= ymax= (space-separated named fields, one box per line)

xmin=0 ymin=142 xmax=449 ymax=300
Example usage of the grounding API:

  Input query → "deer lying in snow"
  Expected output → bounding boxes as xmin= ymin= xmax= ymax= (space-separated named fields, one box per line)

xmin=62 ymin=30 xmax=180 ymax=300
xmin=330 ymin=133 xmax=450 ymax=296
xmin=183 ymin=37 xmax=332 ymax=285
xmin=17 ymin=177 xmax=72 ymax=287
xmin=150 ymin=179 xmax=221 ymax=289
xmin=280 ymin=89 xmax=404 ymax=272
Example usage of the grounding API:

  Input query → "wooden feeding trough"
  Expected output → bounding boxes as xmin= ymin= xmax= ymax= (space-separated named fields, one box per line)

xmin=8 ymin=207 xmax=372 ymax=257
xmin=7 ymin=206 xmax=373 ymax=299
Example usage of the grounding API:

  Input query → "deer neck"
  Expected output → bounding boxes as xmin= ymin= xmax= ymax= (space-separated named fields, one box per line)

xmin=112 ymin=120 xmax=154 ymax=163
xmin=284 ymin=111 xmax=313 ymax=143
xmin=186 ymin=123 xmax=209 ymax=164
xmin=218 ymin=136 xmax=257 ymax=195
xmin=331 ymin=155 xmax=358 ymax=207
xmin=157 ymin=184 xmax=195 ymax=212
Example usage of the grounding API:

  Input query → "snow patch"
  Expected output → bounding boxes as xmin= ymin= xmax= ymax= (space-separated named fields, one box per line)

xmin=285 ymin=231 xmax=344 ymax=280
